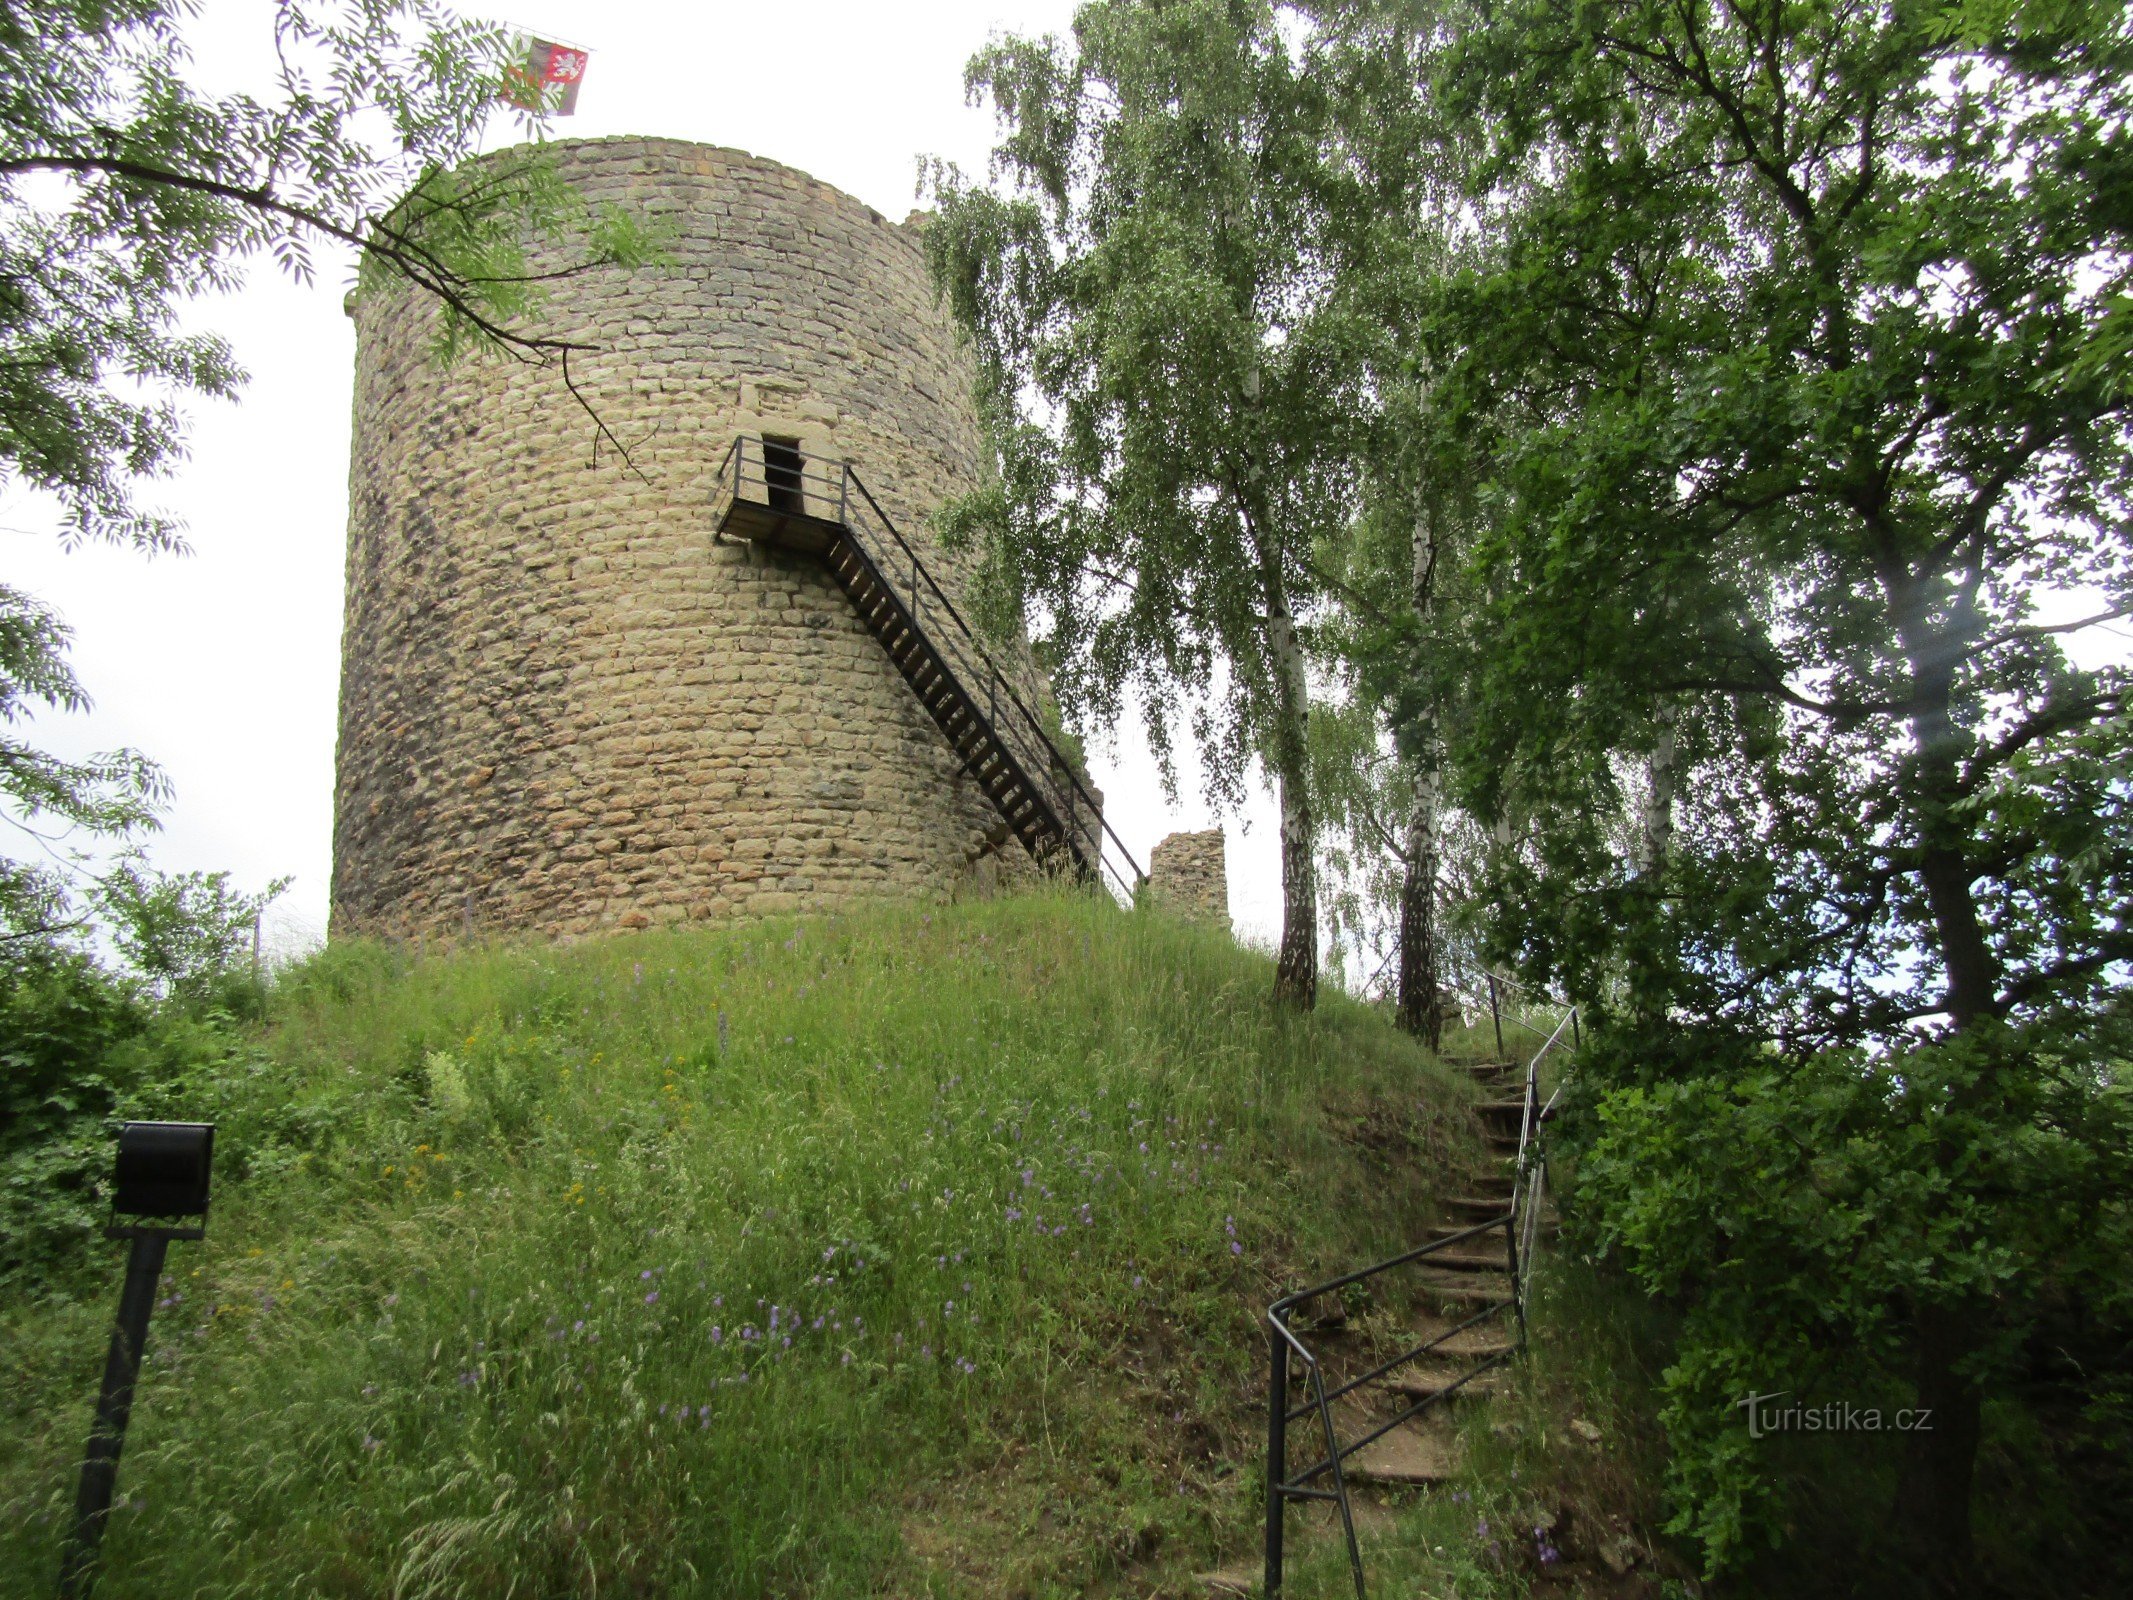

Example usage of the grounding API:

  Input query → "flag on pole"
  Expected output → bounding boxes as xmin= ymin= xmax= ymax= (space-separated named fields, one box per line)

xmin=502 ymin=36 xmax=590 ymax=115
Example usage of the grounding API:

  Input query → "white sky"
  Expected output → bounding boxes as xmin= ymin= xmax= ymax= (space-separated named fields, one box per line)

xmin=2 ymin=0 xmax=1285 ymax=962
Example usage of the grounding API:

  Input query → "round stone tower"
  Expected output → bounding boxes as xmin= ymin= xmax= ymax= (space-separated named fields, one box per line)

xmin=331 ymin=137 xmax=1052 ymax=939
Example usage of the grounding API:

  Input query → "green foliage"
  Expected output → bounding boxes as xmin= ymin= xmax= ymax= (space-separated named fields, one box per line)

xmin=90 ymin=859 xmax=286 ymax=1012
xmin=0 ymin=856 xmax=300 ymax=1281
xmin=1380 ymin=0 xmax=2133 ymax=1576
xmin=926 ymin=0 xmax=1396 ymax=1002
xmin=0 ymin=945 xmax=146 ymax=1280
xmin=925 ymin=0 xmax=1359 ymax=759
xmin=0 ymin=893 xmax=1478 ymax=1596
xmin=0 ymin=584 xmax=166 ymax=942
xmin=1569 ymin=1028 xmax=2133 ymax=1569
xmin=1 ymin=0 xmax=658 ymax=550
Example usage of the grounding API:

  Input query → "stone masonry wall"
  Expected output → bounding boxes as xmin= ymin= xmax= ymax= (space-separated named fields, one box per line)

xmin=332 ymin=138 xmax=1057 ymax=940
xmin=1147 ymin=829 xmax=1230 ymax=930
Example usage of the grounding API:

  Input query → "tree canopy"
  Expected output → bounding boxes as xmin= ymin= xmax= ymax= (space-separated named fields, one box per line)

xmin=1411 ymin=0 xmax=2132 ymax=1581
xmin=927 ymin=0 xmax=1390 ymax=1006
xmin=0 ymin=0 xmax=653 ymax=937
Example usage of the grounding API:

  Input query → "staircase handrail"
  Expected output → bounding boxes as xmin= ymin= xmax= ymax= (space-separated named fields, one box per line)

xmin=837 ymin=467 xmax=1140 ymax=900
xmin=1260 ymin=985 xmax=1578 ymax=1599
xmin=710 ymin=436 xmax=1147 ymax=902
xmin=1263 ymin=1218 xmax=1527 ymax=1599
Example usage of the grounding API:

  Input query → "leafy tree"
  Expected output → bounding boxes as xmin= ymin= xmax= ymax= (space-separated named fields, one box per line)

xmin=1415 ymin=0 xmax=2132 ymax=1584
xmin=0 ymin=941 xmax=149 ymax=1279
xmin=94 ymin=856 xmax=289 ymax=1008
xmin=1292 ymin=0 xmax=1498 ymax=1042
xmin=3 ymin=0 xmax=655 ymax=551
xmin=926 ymin=0 xmax=1374 ymax=1006
xmin=0 ymin=585 xmax=166 ymax=941
xmin=0 ymin=0 xmax=656 ymax=915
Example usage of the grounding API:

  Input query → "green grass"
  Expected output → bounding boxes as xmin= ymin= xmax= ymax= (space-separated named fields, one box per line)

xmin=1 ymin=889 xmax=1485 ymax=1598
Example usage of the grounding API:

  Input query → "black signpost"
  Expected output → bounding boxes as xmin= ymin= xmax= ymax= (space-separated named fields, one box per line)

xmin=56 ymin=1121 xmax=215 ymax=1600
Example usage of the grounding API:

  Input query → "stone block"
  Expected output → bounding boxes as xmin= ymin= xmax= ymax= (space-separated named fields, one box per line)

xmin=1148 ymin=829 xmax=1230 ymax=931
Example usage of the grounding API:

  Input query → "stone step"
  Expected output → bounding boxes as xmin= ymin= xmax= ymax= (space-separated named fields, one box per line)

xmin=1386 ymin=1363 xmax=1509 ymax=1402
xmin=1409 ymin=1324 xmax=1517 ymax=1361
xmin=1437 ymin=1197 xmax=1515 ymax=1217
xmin=1429 ymin=1218 xmax=1550 ymax=1247
xmin=1426 ymin=1218 xmax=1517 ymax=1240
xmin=1347 ymin=1422 xmax=1460 ymax=1485
xmin=1475 ymin=1099 xmax=1534 ymax=1119
xmin=1415 ymin=1248 xmax=1513 ymax=1273
xmin=1416 ymin=1282 xmax=1514 ymax=1311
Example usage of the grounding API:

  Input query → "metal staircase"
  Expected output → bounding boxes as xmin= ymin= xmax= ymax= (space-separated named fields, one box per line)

xmin=709 ymin=435 xmax=1145 ymax=902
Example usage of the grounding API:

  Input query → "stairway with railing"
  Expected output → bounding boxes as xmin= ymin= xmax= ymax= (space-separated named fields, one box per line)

xmin=709 ymin=435 xmax=1145 ymax=903
xmin=1257 ymin=966 xmax=1577 ymax=1598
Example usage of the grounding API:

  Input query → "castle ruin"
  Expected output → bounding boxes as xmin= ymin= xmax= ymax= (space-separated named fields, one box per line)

xmin=330 ymin=137 xmax=1235 ymax=942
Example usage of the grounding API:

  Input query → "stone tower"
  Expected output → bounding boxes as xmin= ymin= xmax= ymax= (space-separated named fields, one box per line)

xmin=331 ymin=137 xmax=1068 ymax=939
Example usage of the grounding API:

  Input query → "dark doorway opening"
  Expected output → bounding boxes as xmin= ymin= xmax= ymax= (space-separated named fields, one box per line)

xmin=763 ymin=435 xmax=806 ymax=516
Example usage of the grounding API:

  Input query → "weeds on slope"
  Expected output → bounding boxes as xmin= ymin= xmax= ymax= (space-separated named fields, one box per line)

xmin=0 ymin=890 xmax=1474 ymax=1598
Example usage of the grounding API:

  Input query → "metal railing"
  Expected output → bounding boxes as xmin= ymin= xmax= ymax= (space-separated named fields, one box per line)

xmin=710 ymin=436 xmax=1147 ymax=904
xmin=1462 ymin=960 xmax=1579 ymax=1064
xmin=1262 ymin=991 xmax=1577 ymax=1598
xmin=1357 ymin=948 xmax=1580 ymax=1062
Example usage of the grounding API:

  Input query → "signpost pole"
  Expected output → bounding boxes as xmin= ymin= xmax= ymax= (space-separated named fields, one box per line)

xmin=57 ymin=1230 xmax=171 ymax=1599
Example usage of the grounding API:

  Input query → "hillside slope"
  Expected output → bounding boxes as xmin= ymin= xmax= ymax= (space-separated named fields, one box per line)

xmin=1 ymin=891 xmax=1485 ymax=1598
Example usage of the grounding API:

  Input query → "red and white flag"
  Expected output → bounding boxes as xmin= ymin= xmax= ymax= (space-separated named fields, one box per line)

xmin=503 ymin=36 xmax=590 ymax=115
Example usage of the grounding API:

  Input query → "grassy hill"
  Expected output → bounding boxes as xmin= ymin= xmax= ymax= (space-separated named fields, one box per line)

xmin=1 ymin=890 xmax=1493 ymax=1598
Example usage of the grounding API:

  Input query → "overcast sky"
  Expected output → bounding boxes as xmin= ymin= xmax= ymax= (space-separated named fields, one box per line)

xmin=5 ymin=0 xmax=1289 ymax=963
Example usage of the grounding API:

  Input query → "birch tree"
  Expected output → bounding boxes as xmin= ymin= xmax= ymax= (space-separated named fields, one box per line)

xmin=926 ymin=0 xmax=1368 ymax=1007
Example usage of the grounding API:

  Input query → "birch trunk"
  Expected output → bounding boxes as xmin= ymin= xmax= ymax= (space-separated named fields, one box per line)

xmin=1638 ymin=702 xmax=1678 ymax=876
xmin=1398 ymin=505 xmax=1445 ymax=1044
xmin=1396 ymin=760 xmax=1442 ymax=1047
xmin=1266 ymin=599 xmax=1317 ymax=1009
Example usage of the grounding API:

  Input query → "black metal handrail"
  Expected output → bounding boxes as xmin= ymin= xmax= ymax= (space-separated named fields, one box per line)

xmin=1356 ymin=949 xmax=1580 ymax=1063
xmin=1262 ymin=995 xmax=1577 ymax=1598
xmin=710 ymin=436 xmax=1147 ymax=904
xmin=1462 ymin=960 xmax=1579 ymax=1064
